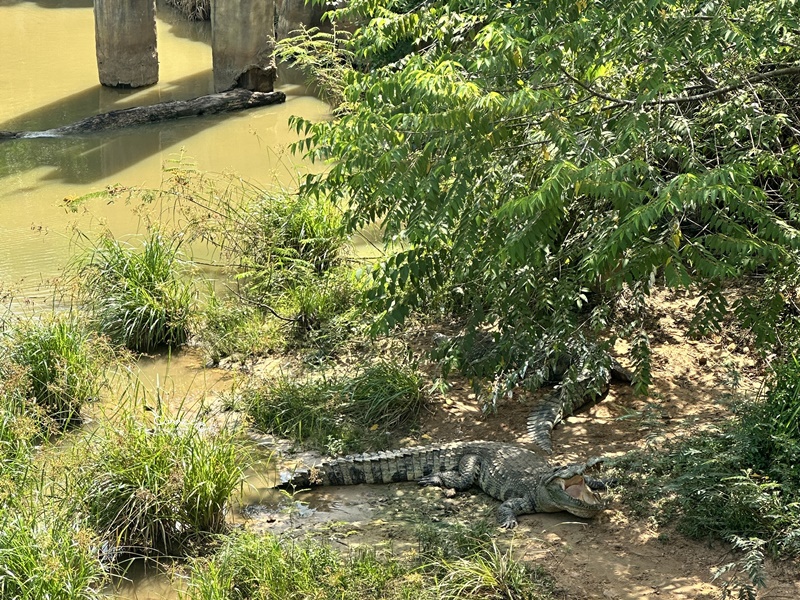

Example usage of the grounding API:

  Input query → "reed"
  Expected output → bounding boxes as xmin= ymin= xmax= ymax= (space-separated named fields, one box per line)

xmin=79 ymin=414 xmax=247 ymax=555
xmin=2 ymin=313 xmax=114 ymax=427
xmin=72 ymin=229 xmax=194 ymax=353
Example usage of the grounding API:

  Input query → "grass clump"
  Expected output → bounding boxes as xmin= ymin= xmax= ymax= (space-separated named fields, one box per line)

xmin=0 ymin=365 xmax=43 ymax=481
xmin=182 ymin=530 xmax=555 ymax=600
xmin=72 ymin=229 xmax=194 ymax=353
xmin=0 ymin=499 xmax=107 ymax=600
xmin=611 ymin=355 xmax=800 ymax=592
xmin=245 ymin=362 xmax=423 ymax=453
xmin=78 ymin=414 xmax=247 ymax=556
xmin=183 ymin=532 xmax=410 ymax=600
xmin=1 ymin=314 xmax=115 ymax=427
xmin=195 ymin=295 xmax=273 ymax=363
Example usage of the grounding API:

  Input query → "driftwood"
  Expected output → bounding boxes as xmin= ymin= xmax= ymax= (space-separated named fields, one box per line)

xmin=0 ymin=89 xmax=286 ymax=139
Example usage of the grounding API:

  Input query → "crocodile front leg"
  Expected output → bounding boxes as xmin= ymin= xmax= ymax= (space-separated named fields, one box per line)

xmin=497 ymin=496 xmax=535 ymax=529
xmin=418 ymin=454 xmax=481 ymax=491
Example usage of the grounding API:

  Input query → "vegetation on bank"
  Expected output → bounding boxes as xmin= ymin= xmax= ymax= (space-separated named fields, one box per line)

xmin=77 ymin=414 xmax=248 ymax=556
xmin=610 ymin=356 xmax=800 ymax=593
xmin=1 ymin=313 xmax=116 ymax=428
xmin=245 ymin=361 xmax=423 ymax=453
xmin=70 ymin=229 xmax=194 ymax=353
xmin=283 ymin=0 xmax=800 ymax=396
xmin=0 ymin=496 xmax=107 ymax=600
xmin=183 ymin=525 xmax=556 ymax=600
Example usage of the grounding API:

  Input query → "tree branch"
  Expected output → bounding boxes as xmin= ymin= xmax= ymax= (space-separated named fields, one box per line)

xmin=562 ymin=64 xmax=800 ymax=109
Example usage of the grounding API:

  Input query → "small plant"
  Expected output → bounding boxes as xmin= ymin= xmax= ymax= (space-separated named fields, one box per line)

xmin=72 ymin=229 xmax=194 ymax=352
xmin=435 ymin=542 xmax=555 ymax=600
xmin=0 ymin=499 xmax=107 ymax=600
xmin=245 ymin=362 xmax=423 ymax=452
xmin=2 ymin=314 xmax=115 ymax=427
xmin=195 ymin=294 xmax=273 ymax=363
xmin=79 ymin=414 xmax=248 ymax=555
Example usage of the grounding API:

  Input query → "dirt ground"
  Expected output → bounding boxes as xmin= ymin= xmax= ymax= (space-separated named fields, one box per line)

xmin=237 ymin=290 xmax=799 ymax=600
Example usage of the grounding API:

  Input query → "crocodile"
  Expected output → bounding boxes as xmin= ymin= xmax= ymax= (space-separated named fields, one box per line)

xmin=432 ymin=331 xmax=632 ymax=454
xmin=527 ymin=355 xmax=632 ymax=454
xmin=279 ymin=440 xmax=608 ymax=528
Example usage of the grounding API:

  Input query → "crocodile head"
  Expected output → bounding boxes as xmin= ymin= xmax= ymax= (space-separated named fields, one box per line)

xmin=537 ymin=465 xmax=607 ymax=518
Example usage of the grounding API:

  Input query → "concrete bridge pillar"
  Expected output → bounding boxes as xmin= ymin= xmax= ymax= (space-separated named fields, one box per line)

xmin=94 ymin=0 xmax=159 ymax=88
xmin=276 ymin=0 xmax=327 ymax=39
xmin=211 ymin=0 xmax=276 ymax=93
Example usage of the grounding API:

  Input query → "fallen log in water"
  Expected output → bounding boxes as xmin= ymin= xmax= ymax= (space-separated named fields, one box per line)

xmin=0 ymin=89 xmax=286 ymax=139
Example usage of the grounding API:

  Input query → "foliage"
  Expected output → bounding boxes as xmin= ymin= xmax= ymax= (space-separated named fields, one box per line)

xmin=78 ymin=414 xmax=247 ymax=555
xmin=275 ymin=26 xmax=355 ymax=109
xmin=0 ymin=498 xmax=107 ymax=600
xmin=195 ymin=294 xmax=274 ymax=363
xmin=182 ymin=530 xmax=554 ymax=600
xmin=71 ymin=228 xmax=194 ymax=353
xmin=287 ymin=0 xmax=800 ymax=386
xmin=245 ymin=361 xmax=423 ymax=452
xmin=1 ymin=314 xmax=115 ymax=427
xmin=613 ymin=356 xmax=800 ymax=563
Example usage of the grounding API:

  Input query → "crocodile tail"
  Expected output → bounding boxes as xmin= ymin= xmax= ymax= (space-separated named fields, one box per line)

xmin=528 ymin=364 xmax=614 ymax=453
xmin=278 ymin=443 xmax=472 ymax=489
xmin=526 ymin=389 xmax=562 ymax=454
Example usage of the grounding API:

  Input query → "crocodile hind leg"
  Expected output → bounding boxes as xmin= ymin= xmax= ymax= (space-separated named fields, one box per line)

xmin=418 ymin=454 xmax=481 ymax=491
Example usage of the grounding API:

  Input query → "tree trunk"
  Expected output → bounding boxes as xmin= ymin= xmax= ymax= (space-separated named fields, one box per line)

xmin=0 ymin=89 xmax=286 ymax=139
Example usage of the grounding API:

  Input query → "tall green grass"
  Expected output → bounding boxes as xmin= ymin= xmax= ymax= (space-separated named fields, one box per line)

xmin=245 ymin=362 xmax=423 ymax=452
xmin=0 ymin=499 xmax=107 ymax=600
xmin=78 ymin=415 xmax=248 ymax=555
xmin=0 ymin=365 xmax=41 ymax=481
xmin=72 ymin=229 xmax=194 ymax=353
xmin=1 ymin=314 xmax=115 ymax=427
xmin=182 ymin=529 xmax=555 ymax=600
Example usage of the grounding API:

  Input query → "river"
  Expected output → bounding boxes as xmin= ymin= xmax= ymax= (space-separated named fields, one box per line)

xmin=2 ymin=3 xmax=334 ymax=597
xmin=0 ymin=0 xmax=330 ymax=308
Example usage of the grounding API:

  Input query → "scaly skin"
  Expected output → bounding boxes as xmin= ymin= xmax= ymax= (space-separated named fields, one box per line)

xmin=280 ymin=441 xmax=608 ymax=528
xmin=527 ymin=357 xmax=632 ymax=454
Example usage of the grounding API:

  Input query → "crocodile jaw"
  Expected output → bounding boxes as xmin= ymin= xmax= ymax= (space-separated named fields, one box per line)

xmin=540 ymin=475 xmax=606 ymax=518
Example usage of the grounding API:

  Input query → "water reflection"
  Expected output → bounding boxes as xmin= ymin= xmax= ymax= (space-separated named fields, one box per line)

xmin=0 ymin=1 xmax=330 ymax=303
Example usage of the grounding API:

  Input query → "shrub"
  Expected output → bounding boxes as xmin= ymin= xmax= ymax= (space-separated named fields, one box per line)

xmin=2 ymin=314 xmax=115 ymax=427
xmin=614 ymin=356 xmax=800 ymax=559
xmin=245 ymin=362 xmax=423 ymax=452
xmin=72 ymin=229 xmax=193 ymax=352
xmin=79 ymin=415 xmax=247 ymax=555
xmin=0 ymin=500 xmax=107 ymax=600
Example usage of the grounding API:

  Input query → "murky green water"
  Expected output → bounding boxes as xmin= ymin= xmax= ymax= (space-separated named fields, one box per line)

xmin=1 ymin=2 xmax=333 ymax=597
xmin=0 ymin=0 xmax=330 ymax=306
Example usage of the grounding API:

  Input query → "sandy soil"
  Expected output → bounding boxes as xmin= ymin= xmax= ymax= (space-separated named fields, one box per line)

xmin=241 ymin=290 xmax=799 ymax=599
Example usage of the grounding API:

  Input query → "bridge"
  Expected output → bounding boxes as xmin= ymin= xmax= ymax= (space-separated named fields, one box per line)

xmin=93 ymin=0 xmax=326 ymax=92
